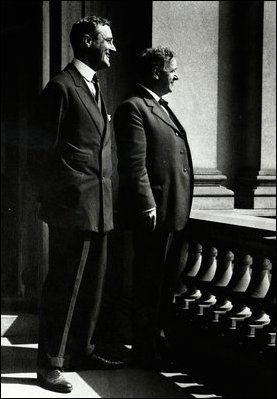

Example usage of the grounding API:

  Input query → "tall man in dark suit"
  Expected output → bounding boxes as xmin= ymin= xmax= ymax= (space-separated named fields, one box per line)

xmin=28 ymin=16 xmax=124 ymax=393
xmin=114 ymin=46 xmax=194 ymax=370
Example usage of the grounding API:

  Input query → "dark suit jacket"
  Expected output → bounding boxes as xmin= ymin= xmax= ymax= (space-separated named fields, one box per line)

xmin=114 ymin=86 xmax=194 ymax=232
xmin=28 ymin=63 xmax=113 ymax=232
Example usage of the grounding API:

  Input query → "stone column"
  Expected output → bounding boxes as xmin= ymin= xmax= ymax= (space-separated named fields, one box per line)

xmin=234 ymin=1 xmax=276 ymax=209
xmin=254 ymin=1 xmax=276 ymax=209
xmin=61 ymin=1 xmax=82 ymax=68
xmin=24 ymin=1 xmax=51 ymax=300
xmin=152 ymin=1 xmax=234 ymax=209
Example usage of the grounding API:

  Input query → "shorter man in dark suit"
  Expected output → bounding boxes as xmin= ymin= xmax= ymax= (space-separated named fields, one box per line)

xmin=114 ymin=46 xmax=194 ymax=370
xmin=28 ymin=16 xmax=124 ymax=393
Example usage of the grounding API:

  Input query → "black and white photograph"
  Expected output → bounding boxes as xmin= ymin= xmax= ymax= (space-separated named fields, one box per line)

xmin=1 ymin=1 xmax=276 ymax=398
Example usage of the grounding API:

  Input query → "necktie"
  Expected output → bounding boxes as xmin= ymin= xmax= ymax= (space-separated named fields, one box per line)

xmin=159 ymin=98 xmax=184 ymax=134
xmin=92 ymin=74 xmax=101 ymax=110
xmin=158 ymin=98 xmax=169 ymax=108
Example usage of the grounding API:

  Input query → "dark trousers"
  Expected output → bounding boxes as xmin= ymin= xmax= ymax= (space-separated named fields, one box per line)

xmin=132 ymin=229 xmax=183 ymax=361
xmin=37 ymin=226 xmax=107 ymax=369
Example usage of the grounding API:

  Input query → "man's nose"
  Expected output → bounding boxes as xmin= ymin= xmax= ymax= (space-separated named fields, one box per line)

xmin=110 ymin=43 xmax=116 ymax=52
xmin=174 ymin=74 xmax=179 ymax=81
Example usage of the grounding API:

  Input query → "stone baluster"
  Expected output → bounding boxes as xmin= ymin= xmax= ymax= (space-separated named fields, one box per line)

xmin=262 ymin=260 xmax=276 ymax=348
xmin=195 ymin=246 xmax=218 ymax=316
xmin=179 ymin=242 xmax=202 ymax=310
xmin=211 ymin=249 xmax=234 ymax=323
xmin=245 ymin=255 xmax=271 ymax=338
xmin=262 ymin=238 xmax=276 ymax=348
xmin=173 ymin=239 xmax=189 ymax=303
xmin=227 ymin=252 xmax=253 ymax=330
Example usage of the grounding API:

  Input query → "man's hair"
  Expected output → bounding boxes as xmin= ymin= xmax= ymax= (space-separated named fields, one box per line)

xmin=137 ymin=46 xmax=175 ymax=82
xmin=70 ymin=16 xmax=110 ymax=53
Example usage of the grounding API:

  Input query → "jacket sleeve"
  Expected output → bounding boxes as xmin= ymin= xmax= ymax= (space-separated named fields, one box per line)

xmin=114 ymin=101 xmax=156 ymax=213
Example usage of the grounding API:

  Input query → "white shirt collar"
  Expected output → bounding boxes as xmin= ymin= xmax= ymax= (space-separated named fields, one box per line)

xmin=72 ymin=58 xmax=96 ymax=82
xmin=139 ymin=84 xmax=160 ymax=103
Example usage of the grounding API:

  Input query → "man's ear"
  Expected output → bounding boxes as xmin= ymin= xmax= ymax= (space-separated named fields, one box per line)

xmin=152 ymin=66 xmax=160 ymax=80
xmin=83 ymin=34 xmax=93 ymax=48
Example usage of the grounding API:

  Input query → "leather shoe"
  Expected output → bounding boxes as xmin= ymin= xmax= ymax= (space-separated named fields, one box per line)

xmin=37 ymin=368 xmax=73 ymax=393
xmin=85 ymin=352 xmax=126 ymax=370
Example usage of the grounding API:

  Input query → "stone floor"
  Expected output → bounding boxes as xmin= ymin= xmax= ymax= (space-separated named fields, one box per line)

xmin=1 ymin=337 xmax=224 ymax=398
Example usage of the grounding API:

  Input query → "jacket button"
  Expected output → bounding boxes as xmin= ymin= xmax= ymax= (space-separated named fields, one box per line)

xmin=183 ymin=168 xmax=187 ymax=173
xmin=180 ymin=150 xmax=184 ymax=154
xmin=175 ymin=132 xmax=179 ymax=136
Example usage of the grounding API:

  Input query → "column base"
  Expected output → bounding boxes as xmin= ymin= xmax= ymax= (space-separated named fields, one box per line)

xmin=192 ymin=170 xmax=234 ymax=210
xmin=235 ymin=170 xmax=276 ymax=209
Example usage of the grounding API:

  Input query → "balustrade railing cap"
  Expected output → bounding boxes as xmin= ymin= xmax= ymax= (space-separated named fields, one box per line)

xmin=190 ymin=210 xmax=276 ymax=233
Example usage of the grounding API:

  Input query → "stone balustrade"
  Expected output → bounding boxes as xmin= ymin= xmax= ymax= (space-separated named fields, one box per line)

xmin=174 ymin=210 xmax=276 ymax=352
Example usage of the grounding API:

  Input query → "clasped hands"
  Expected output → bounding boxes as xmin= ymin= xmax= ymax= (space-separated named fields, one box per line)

xmin=139 ymin=208 xmax=157 ymax=231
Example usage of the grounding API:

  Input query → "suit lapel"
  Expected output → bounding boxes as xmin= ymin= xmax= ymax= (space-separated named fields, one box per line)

xmin=65 ymin=64 xmax=105 ymax=136
xmin=99 ymin=92 xmax=110 ymax=145
xmin=144 ymin=98 xmax=180 ymax=132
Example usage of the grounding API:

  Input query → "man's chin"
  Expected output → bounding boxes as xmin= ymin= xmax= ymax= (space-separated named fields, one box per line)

xmin=97 ymin=61 xmax=110 ymax=70
xmin=103 ymin=57 xmax=111 ymax=67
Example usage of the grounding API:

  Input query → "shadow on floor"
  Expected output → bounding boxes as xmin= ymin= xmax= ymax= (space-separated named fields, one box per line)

xmin=1 ymin=341 xmax=224 ymax=398
xmin=1 ymin=376 xmax=37 ymax=386
xmin=1 ymin=346 xmax=37 ymax=374
xmin=75 ymin=368 xmax=205 ymax=398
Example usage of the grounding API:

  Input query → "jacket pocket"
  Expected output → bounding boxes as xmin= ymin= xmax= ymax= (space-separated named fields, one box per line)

xmin=62 ymin=142 xmax=92 ymax=163
xmin=68 ymin=152 xmax=91 ymax=163
xmin=61 ymin=143 xmax=93 ymax=174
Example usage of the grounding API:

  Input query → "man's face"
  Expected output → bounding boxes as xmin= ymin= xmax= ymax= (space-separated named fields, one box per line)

xmin=90 ymin=24 xmax=116 ymax=70
xmin=159 ymin=57 xmax=178 ymax=95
